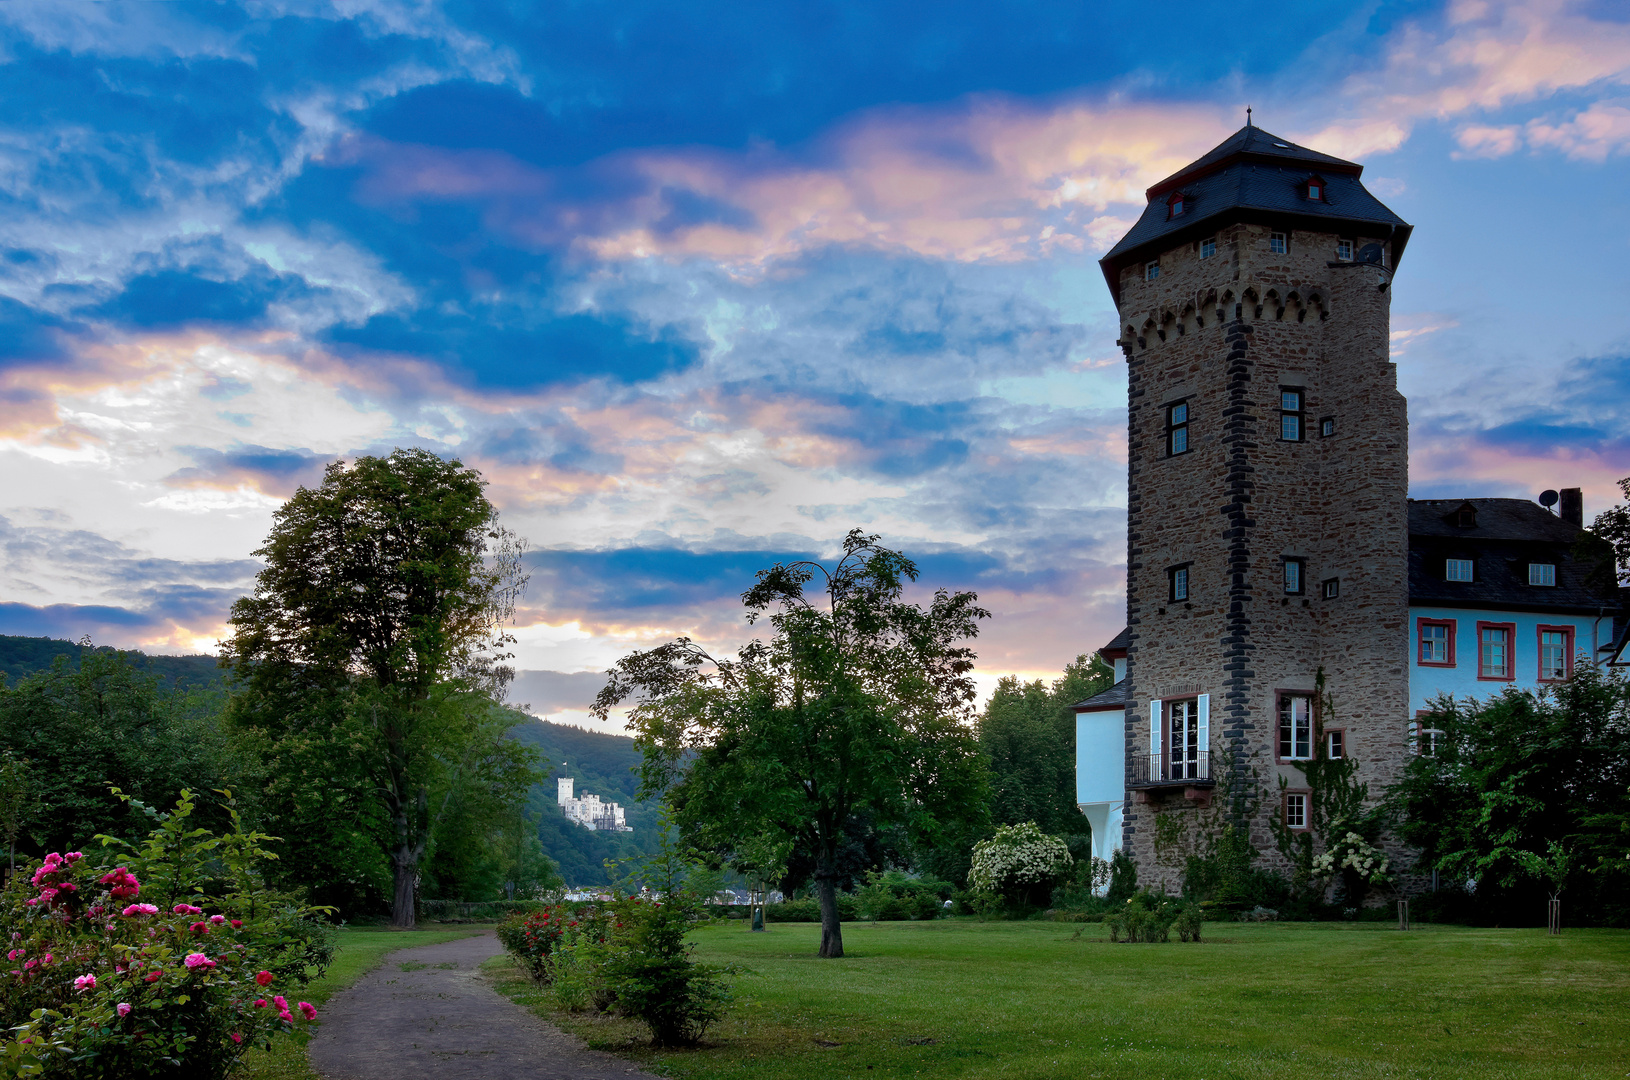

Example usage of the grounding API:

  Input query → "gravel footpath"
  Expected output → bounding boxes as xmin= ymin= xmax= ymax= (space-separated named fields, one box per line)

xmin=307 ymin=931 xmax=662 ymax=1080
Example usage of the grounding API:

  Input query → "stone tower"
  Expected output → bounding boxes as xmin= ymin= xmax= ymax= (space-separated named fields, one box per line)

xmin=1098 ymin=123 xmax=1413 ymax=887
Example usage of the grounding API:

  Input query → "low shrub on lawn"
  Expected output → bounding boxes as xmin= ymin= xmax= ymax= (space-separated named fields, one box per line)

xmin=856 ymin=872 xmax=951 ymax=922
xmin=0 ymin=790 xmax=330 ymax=1079
xmin=497 ymin=827 xmax=735 ymax=1047
xmin=1105 ymin=891 xmax=1205 ymax=943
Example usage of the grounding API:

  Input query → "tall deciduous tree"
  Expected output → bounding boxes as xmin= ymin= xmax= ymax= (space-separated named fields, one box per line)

xmin=1583 ymin=474 xmax=1630 ymax=586
xmin=224 ymin=448 xmax=538 ymax=927
xmin=979 ymin=655 xmax=1111 ymax=837
xmin=594 ymin=531 xmax=990 ymax=958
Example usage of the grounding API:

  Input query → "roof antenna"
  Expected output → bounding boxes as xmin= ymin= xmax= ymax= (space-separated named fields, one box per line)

xmin=1246 ymin=106 xmax=1253 ymax=127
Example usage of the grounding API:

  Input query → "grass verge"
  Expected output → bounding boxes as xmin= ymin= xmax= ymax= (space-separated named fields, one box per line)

xmin=232 ymin=926 xmax=484 ymax=1080
xmin=487 ymin=918 xmax=1630 ymax=1080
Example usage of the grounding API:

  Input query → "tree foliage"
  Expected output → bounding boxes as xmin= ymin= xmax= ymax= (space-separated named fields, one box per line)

xmin=1583 ymin=474 xmax=1630 ymax=587
xmin=1390 ymin=663 xmax=1630 ymax=925
xmin=978 ymin=655 xmax=1110 ymax=835
xmin=223 ymin=449 xmax=541 ymax=926
xmin=594 ymin=530 xmax=990 ymax=958
xmin=0 ymin=651 xmax=240 ymax=855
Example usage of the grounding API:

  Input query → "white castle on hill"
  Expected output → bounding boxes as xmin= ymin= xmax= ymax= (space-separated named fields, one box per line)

xmin=556 ymin=775 xmax=631 ymax=832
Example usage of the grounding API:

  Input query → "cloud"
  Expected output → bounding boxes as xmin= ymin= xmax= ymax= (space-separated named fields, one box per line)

xmin=166 ymin=444 xmax=332 ymax=496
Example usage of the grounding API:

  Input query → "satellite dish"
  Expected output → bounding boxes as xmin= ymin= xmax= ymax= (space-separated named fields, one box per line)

xmin=1539 ymin=490 xmax=1559 ymax=508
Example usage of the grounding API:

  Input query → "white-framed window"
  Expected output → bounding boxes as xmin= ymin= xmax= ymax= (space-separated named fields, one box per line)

xmin=1269 ymin=232 xmax=1287 ymax=254
xmin=1419 ymin=621 xmax=1451 ymax=664
xmin=1146 ymin=261 xmax=1161 ymax=281
xmin=1284 ymin=792 xmax=1308 ymax=829
xmin=1541 ymin=629 xmax=1569 ymax=680
xmin=1200 ymin=237 xmax=1216 ymax=259
xmin=1279 ymin=693 xmax=1313 ymax=760
xmin=1528 ymin=563 xmax=1556 ymax=586
xmin=1284 ymin=558 xmax=1303 ymax=595
xmin=1280 ymin=389 xmax=1303 ymax=441
xmin=1325 ymin=729 xmax=1345 ymax=759
xmin=1307 ymin=182 xmax=1322 ymax=200
xmin=1322 ymin=578 xmax=1340 ymax=599
xmin=1337 ymin=239 xmax=1353 ymax=261
xmin=1319 ymin=417 xmax=1335 ymax=437
xmin=1479 ymin=624 xmax=1511 ymax=679
xmin=1417 ymin=726 xmax=1444 ymax=757
xmin=1169 ymin=565 xmax=1190 ymax=602
xmin=1445 ymin=558 xmax=1473 ymax=582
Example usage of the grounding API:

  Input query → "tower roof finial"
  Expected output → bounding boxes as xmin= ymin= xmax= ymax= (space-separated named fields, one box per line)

xmin=1246 ymin=106 xmax=1253 ymax=127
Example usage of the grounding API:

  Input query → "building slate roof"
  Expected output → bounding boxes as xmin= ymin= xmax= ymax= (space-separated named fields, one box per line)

xmin=1098 ymin=626 xmax=1130 ymax=656
xmin=1072 ymin=679 xmax=1127 ymax=712
xmin=1408 ymin=498 xmax=1617 ymax=615
xmin=1099 ymin=124 xmax=1411 ymax=302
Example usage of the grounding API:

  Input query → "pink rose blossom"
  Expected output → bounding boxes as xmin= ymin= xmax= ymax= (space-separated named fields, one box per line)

xmin=254 ymin=999 xmax=267 ymax=1008
xmin=116 ymin=1003 xmax=131 ymax=1018
xmin=183 ymin=953 xmax=216 ymax=970
xmin=209 ymin=915 xmax=226 ymax=925
xmin=231 ymin=1032 xmax=243 ymax=1044
xmin=230 ymin=920 xmax=242 ymax=929
xmin=254 ymin=970 xmax=273 ymax=986
xmin=73 ymin=975 xmax=96 ymax=992
xmin=298 ymin=1002 xmax=317 ymax=1021
xmin=190 ymin=922 xmax=208 ymax=934
xmin=172 ymin=904 xmax=202 ymax=915
xmin=273 ymin=995 xmax=287 ymax=1011
xmin=122 ymin=904 xmax=159 ymax=917
xmin=278 ymin=1011 xmax=293 ymax=1023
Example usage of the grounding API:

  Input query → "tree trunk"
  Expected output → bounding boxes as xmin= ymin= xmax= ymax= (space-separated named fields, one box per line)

xmin=816 ymin=876 xmax=844 ymax=958
xmin=390 ymin=846 xmax=418 ymax=928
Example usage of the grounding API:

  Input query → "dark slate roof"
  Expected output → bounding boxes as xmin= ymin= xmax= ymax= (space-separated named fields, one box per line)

xmin=1606 ymin=616 xmax=1630 ymax=664
xmin=1099 ymin=124 xmax=1411 ymax=302
xmin=1073 ymin=679 xmax=1127 ymax=712
xmin=1146 ymin=124 xmax=1361 ymax=197
xmin=1098 ymin=626 xmax=1129 ymax=657
xmin=1408 ymin=498 xmax=1618 ymax=615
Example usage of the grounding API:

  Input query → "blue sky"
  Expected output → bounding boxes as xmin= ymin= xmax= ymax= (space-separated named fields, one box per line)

xmin=0 ymin=0 xmax=1626 ymax=730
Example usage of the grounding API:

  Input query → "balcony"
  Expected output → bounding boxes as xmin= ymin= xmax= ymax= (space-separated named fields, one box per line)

xmin=1130 ymin=752 xmax=1215 ymax=803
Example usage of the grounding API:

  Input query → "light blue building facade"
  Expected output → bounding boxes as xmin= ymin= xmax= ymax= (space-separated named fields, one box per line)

xmin=1406 ymin=495 xmax=1622 ymax=736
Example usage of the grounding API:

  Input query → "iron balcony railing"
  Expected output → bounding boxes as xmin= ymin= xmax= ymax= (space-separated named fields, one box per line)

xmin=1134 ymin=751 xmax=1212 ymax=786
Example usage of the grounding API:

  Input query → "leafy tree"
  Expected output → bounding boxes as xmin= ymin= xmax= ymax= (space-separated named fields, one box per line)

xmin=979 ymin=654 xmax=1111 ymax=837
xmin=0 ymin=650 xmax=239 ymax=855
xmin=224 ymin=448 xmax=539 ymax=926
xmin=1582 ymin=474 xmax=1630 ymax=586
xmin=594 ymin=530 xmax=990 ymax=958
xmin=1390 ymin=663 xmax=1630 ymax=926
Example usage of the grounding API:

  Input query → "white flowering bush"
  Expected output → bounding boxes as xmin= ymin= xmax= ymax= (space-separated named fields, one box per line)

xmin=968 ymin=822 xmax=1072 ymax=904
xmin=1311 ymin=830 xmax=1391 ymax=890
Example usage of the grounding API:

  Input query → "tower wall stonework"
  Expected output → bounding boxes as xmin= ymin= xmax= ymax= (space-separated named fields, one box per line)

xmin=1117 ymin=222 xmax=1410 ymax=890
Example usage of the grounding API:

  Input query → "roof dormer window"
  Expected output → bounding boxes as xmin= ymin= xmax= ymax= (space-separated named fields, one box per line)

xmin=1166 ymin=191 xmax=1186 ymax=219
xmin=1303 ymin=175 xmax=1326 ymax=202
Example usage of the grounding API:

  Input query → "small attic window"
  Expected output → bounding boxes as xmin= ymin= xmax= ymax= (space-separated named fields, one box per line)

xmin=1304 ymin=175 xmax=1327 ymax=201
xmin=1167 ymin=191 xmax=1186 ymax=219
xmin=1455 ymin=503 xmax=1477 ymax=529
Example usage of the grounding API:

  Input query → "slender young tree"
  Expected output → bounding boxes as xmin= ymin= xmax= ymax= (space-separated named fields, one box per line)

xmin=594 ymin=530 xmax=990 ymax=958
xmin=224 ymin=448 xmax=536 ymax=927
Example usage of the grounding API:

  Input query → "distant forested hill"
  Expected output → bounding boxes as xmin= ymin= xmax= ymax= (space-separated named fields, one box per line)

xmin=0 ymin=635 xmax=224 ymax=688
xmin=0 ymin=634 xmax=656 ymax=888
xmin=507 ymin=714 xmax=663 ymax=887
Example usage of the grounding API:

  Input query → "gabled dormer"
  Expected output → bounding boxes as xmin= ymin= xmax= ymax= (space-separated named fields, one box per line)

xmin=1450 ymin=501 xmax=1478 ymax=529
xmin=1302 ymin=174 xmax=1328 ymax=202
xmin=1166 ymin=190 xmax=1189 ymax=220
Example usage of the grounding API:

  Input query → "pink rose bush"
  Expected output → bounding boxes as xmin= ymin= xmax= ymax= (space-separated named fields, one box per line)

xmin=0 ymin=791 xmax=335 ymax=1079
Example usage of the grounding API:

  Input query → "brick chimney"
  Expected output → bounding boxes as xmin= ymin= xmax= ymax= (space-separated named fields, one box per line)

xmin=1560 ymin=487 xmax=1583 ymax=527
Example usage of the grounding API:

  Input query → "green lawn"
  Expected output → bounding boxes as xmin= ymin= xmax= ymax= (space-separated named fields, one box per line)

xmin=233 ymin=926 xmax=483 ymax=1080
xmin=487 ymin=918 xmax=1630 ymax=1080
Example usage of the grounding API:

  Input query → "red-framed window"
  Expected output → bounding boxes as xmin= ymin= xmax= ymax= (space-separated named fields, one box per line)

xmin=1417 ymin=617 xmax=1456 ymax=667
xmin=1476 ymin=621 xmax=1517 ymax=681
xmin=1303 ymin=175 xmax=1327 ymax=201
xmin=1276 ymin=690 xmax=1314 ymax=762
xmin=1537 ymin=624 xmax=1575 ymax=682
xmin=1411 ymin=712 xmax=1444 ymax=757
xmin=1283 ymin=789 xmax=1311 ymax=830
xmin=1167 ymin=190 xmax=1187 ymax=219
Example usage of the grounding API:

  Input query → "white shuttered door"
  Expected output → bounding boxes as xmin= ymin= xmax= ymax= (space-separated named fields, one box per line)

xmin=1149 ymin=699 xmax=1163 ymax=758
xmin=1196 ymin=694 xmax=1210 ymax=778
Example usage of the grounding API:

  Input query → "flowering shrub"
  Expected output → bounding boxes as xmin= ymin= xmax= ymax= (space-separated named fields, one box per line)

xmin=969 ymin=822 xmax=1073 ymax=905
xmin=0 ymin=791 xmax=333 ymax=1079
xmin=1312 ymin=827 xmax=1391 ymax=907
